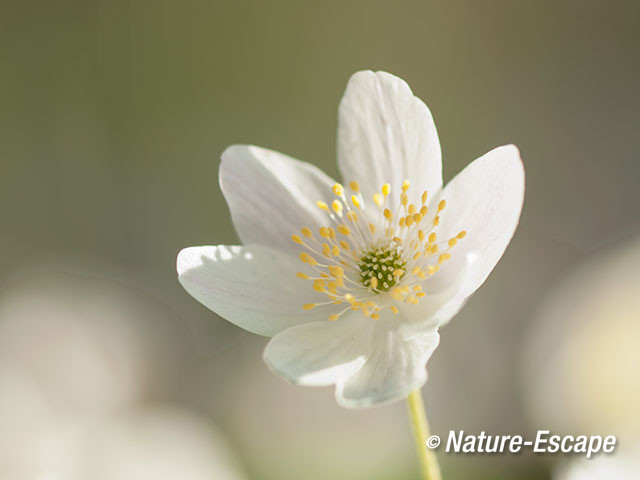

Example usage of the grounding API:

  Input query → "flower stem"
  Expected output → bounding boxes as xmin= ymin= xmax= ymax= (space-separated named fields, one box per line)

xmin=406 ymin=389 xmax=442 ymax=480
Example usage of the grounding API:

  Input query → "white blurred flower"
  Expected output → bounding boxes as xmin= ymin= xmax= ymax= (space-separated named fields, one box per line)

xmin=0 ymin=400 xmax=246 ymax=480
xmin=554 ymin=445 xmax=640 ymax=480
xmin=0 ymin=272 xmax=163 ymax=412
xmin=178 ymin=70 xmax=525 ymax=407
xmin=524 ymin=237 xmax=640 ymax=442
xmin=0 ymin=271 xmax=247 ymax=480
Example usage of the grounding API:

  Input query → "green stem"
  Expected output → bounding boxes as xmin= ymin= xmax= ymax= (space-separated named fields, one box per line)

xmin=406 ymin=389 xmax=442 ymax=480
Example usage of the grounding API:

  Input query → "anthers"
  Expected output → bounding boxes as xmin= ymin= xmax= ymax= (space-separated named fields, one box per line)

xmin=292 ymin=180 xmax=467 ymax=322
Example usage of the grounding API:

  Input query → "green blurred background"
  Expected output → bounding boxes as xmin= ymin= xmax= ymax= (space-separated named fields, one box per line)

xmin=1 ymin=1 xmax=639 ymax=479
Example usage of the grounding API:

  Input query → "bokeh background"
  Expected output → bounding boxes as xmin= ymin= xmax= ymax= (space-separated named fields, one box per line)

xmin=1 ymin=1 xmax=639 ymax=479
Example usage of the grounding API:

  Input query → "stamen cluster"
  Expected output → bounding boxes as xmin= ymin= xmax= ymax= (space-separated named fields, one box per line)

xmin=292 ymin=179 xmax=466 ymax=322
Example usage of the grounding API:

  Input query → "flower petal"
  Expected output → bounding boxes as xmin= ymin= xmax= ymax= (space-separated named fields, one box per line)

xmin=177 ymin=244 xmax=327 ymax=337
xmin=433 ymin=144 xmax=525 ymax=324
xmin=396 ymin=261 xmax=468 ymax=335
xmin=337 ymin=317 xmax=440 ymax=408
xmin=263 ymin=313 xmax=371 ymax=386
xmin=219 ymin=145 xmax=337 ymax=252
xmin=337 ymin=71 xmax=442 ymax=211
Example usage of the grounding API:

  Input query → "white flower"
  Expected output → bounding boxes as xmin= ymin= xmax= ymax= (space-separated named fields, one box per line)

xmin=524 ymin=236 xmax=640 ymax=442
xmin=177 ymin=71 xmax=525 ymax=408
xmin=555 ymin=445 xmax=640 ymax=480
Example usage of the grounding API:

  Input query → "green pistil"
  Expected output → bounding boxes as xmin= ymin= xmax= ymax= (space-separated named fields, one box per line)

xmin=358 ymin=245 xmax=406 ymax=292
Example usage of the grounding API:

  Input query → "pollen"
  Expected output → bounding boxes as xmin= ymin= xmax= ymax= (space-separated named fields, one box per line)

xmin=292 ymin=178 xmax=467 ymax=321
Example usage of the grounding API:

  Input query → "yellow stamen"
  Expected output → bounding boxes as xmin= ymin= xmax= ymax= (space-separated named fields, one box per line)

xmin=427 ymin=265 xmax=439 ymax=275
xmin=317 ymin=201 xmax=329 ymax=211
xmin=328 ymin=265 xmax=343 ymax=277
xmin=338 ymin=224 xmax=351 ymax=235
xmin=299 ymin=180 xmax=464 ymax=321
xmin=438 ymin=253 xmax=451 ymax=263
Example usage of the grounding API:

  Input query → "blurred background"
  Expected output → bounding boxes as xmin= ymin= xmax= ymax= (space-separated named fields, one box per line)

xmin=1 ymin=1 xmax=639 ymax=479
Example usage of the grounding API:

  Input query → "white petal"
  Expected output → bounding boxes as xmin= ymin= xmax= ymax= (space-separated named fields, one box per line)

xmin=337 ymin=317 xmax=440 ymax=408
xmin=263 ymin=313 xmax=371 ymax=386
xmin=219 ymin=145 xmax=337 ymax=252
xmin=396 ymin=262 xmax=468 ymax=336
xmin=433 ymin=144 xmax=525 ymax=325
xmin=177 ymin=244 xmax=327 ymax=337
xmin=337 ymin=71 xmax=442 ymax=211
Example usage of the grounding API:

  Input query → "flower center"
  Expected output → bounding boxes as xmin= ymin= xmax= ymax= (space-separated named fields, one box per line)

xmin=291 ymin=179 xmax=467 ymax=322
xmin=358 ymin=244 xmax=406 ymax=292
